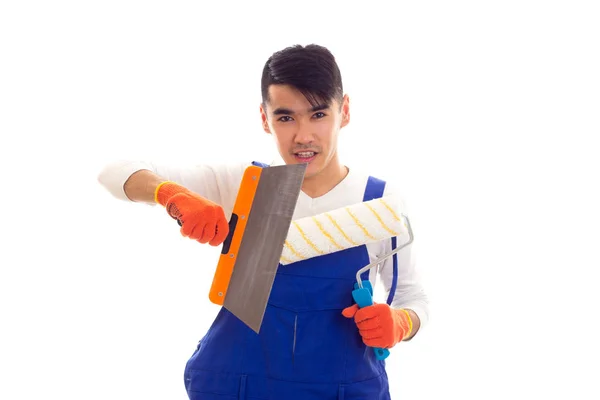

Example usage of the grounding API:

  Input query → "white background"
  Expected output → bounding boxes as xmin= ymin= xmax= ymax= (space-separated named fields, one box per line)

xmin=1 ymin=1 xmax=599 ymax=399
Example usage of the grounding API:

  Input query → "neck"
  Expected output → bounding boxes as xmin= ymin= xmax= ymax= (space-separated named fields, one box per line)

xmin=301 ymin=160 xmax=348 ymax=198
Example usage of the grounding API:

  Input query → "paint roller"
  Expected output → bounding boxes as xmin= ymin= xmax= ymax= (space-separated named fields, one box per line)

xmin=280 ymin=195 xmax=414 ymax=360
xmin=207 ymin=184 xmax=414 ymax=359
xmin=280 ymin=195 xmax=410 ymax=265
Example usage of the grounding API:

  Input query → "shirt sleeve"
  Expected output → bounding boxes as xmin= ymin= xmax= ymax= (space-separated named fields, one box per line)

xmin=97 ymin=159 xmax=253 ymax=218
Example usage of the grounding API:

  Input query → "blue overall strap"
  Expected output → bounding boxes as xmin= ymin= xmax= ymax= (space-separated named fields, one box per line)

xmin=362 ymin=176 xmax=386 ymax=202
xmin=360 ymin=176 xmax=384 ymax=283
xmin=386 ymin=236 xmax=399 ymax=306
xmin=360 ymin=176 xmax=399 ymax=306
xmin=251 ymin=161 xmax=269 ymax=168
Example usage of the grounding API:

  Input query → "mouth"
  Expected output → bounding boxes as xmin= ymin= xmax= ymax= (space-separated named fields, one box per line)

xmin=293 ymin=151 xmax=318 ymax=163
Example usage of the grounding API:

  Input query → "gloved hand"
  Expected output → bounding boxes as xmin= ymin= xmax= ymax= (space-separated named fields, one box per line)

xmin=342 ymin=303 xmax=413 ymax=349
xmin=155 ymin=181 xmax=229 ymax=246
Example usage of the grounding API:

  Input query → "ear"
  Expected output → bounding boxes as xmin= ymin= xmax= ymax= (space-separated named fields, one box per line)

xmin=340 ymin=94 xmax=350 ymax=128
xmin=260 ymin=104 xmax=271 ymax=134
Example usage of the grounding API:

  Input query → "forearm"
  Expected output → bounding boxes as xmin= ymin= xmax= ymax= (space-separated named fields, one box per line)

xmin=123 ymin=169 xmax=167 ymax=204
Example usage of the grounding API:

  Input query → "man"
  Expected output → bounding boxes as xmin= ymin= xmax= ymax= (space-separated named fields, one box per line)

xmin=98 ymin=44 xmax=429 ymax=399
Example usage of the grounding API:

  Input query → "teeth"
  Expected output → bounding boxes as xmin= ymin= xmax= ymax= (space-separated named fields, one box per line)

xmin=296 ymin=152 xmax=315 ymax=157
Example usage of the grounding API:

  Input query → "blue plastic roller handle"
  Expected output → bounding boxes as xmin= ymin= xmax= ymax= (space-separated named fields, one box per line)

xmin=351 ymin=281 xmax=391 ymax=360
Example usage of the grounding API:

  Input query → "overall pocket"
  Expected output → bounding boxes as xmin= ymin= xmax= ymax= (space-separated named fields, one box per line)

xmin=258 ymin=304 xmax=298 ymax=380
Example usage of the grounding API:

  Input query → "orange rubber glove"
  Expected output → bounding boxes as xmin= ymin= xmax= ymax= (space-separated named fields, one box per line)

xmin=342 ymin=303 xmax=413 ymax=349
xmin=154 ymin=181 xmax=229 ymax=246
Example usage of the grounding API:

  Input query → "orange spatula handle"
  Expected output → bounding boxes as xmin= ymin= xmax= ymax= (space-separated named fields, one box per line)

xmin=208 ymin=166 xmax=262 ymax=305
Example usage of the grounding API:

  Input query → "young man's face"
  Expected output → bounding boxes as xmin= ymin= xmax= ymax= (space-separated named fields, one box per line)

xmin=260 ymin=84 xmax=350 ymax=179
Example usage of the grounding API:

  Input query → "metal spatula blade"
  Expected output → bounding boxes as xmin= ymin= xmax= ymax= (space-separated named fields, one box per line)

xmin=223 ymin=163 xmax=306 ymax=333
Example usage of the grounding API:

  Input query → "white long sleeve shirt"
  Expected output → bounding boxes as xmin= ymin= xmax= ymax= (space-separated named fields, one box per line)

xmin=98 ymin=159 xmax=430 ymax=329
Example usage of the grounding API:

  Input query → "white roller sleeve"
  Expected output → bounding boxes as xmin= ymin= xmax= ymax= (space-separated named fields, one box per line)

xmin=279 ymin=195 xmax=409 ymax=265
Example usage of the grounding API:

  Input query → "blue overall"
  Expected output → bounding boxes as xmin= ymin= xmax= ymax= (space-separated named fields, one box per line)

xmin=183 ymin=162 xmax=399 ymax=400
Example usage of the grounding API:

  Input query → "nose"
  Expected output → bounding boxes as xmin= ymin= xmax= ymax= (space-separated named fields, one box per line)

xmin=293 ymin=120 xmax=315 ymax=144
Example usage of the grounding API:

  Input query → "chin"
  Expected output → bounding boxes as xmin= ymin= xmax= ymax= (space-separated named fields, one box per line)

xmin=302 ymin=162 xmax=323 ymax=179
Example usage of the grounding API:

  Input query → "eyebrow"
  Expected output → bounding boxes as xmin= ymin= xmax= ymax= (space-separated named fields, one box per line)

xmin=272 ymin=103 xmax=330 ymax=116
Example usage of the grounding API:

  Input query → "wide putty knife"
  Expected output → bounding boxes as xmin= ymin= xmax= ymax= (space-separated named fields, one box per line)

xmin=208 ymin=163 xmax=306 ymax=333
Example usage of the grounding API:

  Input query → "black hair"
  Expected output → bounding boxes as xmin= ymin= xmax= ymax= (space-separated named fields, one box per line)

xmin=261 ymin=44 xmax=343 ymax=109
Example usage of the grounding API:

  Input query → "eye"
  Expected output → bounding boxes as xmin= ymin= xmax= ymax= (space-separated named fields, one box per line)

xmin=277 ymin=116 xmax=293 ymax=122
xmin=313 ymin=112 xmax=326 ymax=119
